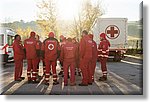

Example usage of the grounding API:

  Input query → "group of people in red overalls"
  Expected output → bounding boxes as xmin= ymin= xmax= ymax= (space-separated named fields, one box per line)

xmin=12 ymin=30 xmax=110 ymax=86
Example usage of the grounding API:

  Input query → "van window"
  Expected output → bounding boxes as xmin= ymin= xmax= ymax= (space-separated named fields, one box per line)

xmin=0 ymin=34 xmax=4 ymax=46
xmin=7 ymin=35 xmax=14 ymax=46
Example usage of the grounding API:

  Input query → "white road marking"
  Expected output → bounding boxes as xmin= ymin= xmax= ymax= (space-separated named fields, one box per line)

xmin=1 ymin=61 xmax=142 ymax=95
xmin=36 ymin=67 xmax=45 ymax=88
xmin=95 ymin=81 xmax=115 ymax=94
xmin=44 ymin=76 xmax=53 ymax=95
xmin=121 ymin=60 xmax=142 ymax=66
xmin=3 ymin=78 xmax=27 ymax=95
xmin=40 ymin=86 xmax=45 ymax=92
xmin=109 ymin=71 xmax=141 ymax=94
xmin=36 ymin=78 xmax=44 ymax=88
xmin=125 ymin=55 xmax=142 ymax=60
xmin=95 ymin=69 xmax=141 ymax=94
xmin=0 ymin=72 xmax=10 ymax=76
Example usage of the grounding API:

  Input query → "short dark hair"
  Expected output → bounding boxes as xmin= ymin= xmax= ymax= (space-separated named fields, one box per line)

xmin=14 ymin=34 xmax=20 ymax=39
xmin=67 ymin=38 xmax=72 ymax=42
xmin=82 ymin=30 xmax=88 ymax=35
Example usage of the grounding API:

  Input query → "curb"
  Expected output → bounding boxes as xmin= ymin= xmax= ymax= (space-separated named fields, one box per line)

xmin=124 ymin=55 xmax=143 ymax=60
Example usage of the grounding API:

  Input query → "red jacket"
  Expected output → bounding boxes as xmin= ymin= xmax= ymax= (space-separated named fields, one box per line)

xmin=60 ymin=41 xmax=77 ymax=62
xmin=79 ymin=35 xmax=93 ymax=59
xmin=92 ymin=40 xmax=98 ymax=61
xmin=12 ymin=40 xmax=25 ymax=61
xmin=41 ymin=37 xmax=60 ymax=61
xmin=24 ymin=37 xmax=38 ymax=59
xmin=98 ymin=40 xmax=110 ymax=58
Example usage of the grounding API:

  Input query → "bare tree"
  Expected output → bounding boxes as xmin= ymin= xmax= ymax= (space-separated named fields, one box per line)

xmin=16 ymin=26 xmax=32 ymax=41
xmin=70 ymin=0 xmax=104 ymax=41
xmin=36 ymin=0 xmax=59 ymax=38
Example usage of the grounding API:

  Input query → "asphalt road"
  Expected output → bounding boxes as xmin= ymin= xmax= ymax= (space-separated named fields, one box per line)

xmin=0 ymin=57 xmax=143 ymax=95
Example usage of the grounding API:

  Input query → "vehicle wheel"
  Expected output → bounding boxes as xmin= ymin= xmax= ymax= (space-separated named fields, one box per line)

xmin=114 ymin=52 xmax=121 ymax=62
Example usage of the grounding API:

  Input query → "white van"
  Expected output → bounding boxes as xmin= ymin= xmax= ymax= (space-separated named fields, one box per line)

xmin=91 ymin=18 xmax=128 ymax=61
xmin=0 ymin=27 xmax=15 ymax=63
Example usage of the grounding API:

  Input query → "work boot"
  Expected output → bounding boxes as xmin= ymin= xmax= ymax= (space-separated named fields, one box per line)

xmin=78 ymin=83 xmax=88 ymax=86
xmin=37 ymin=75 xmax=42 ymax=80
xmin=32 ymin=80 xmax=40 ymax=84
xmin=58 ymin=70 xmax=63 ymax=75
xmin=53 ymin=81 xmax=59 ymax=85
xmin=42 ymin=73 xmax=45 ymax=76
xmin=88 ymin=83 xmax=92 ymax=85
xmin=15 ymin=78 xmax=22 ymax=81
xmin=36 ymin=76 xmax=42 ymax=82
xmin=20 ymin=77 xmax=25 ymax=80
xmin=99 ymin=76 xmax=107 ymax=81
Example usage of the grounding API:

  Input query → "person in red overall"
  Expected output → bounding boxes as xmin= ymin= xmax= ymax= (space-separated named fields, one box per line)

xmin=79 ymin=30 xmax=93 ymax=86
xmin=60 ymin=38 xmax=78 ymax=86
xmin=98 ymin=33 xmax=110 ymax=81
xmin=35 ymin=35 xmax=42 ymax=78
xmin=88 ymin=34 xmax=98 ymax=82
xmin=58 ymin=35 xmax=67 ymax=76
xmin=41 ymin=32 xmax=61 ymax=85
xmin=24 ymin=31 xmax=40 ymax=83
xmin=72 ymin=37 xmax=81 ymax=76
xmin=12 ymin=34 xmax=25 ymax=81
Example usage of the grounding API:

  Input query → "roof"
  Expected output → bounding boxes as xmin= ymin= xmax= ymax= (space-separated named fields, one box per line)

xmin=0 ymin=27 xmax=15 ymax=35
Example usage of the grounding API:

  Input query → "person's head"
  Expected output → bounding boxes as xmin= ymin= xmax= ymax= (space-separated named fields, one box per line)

xmin=82 ymin=30 xmax=88 ymax=37
xmin=88 ymin=34 xmax=94 ymax=40
xmin=15 ymin=34 xmax=21 ymax=41
xmin=48 ymin=32 xmax=55 ymax=38
xmin=60 ymin=35 xmax=65 ymax=42
xmin=72 ymin=37 xmax=76 ymax=43
xmin=100 ymin=33 xmax=106 ymax=41
xmin=30 ymin=31 xmax=36 ymax=38
xmin=35 ymin=35 xmax=40 ymax=40
xmin=67 ymin=37 xmax=72 ymax=42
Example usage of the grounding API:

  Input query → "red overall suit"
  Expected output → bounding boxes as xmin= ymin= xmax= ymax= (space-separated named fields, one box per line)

xmin=79 ymin=35 xmax=93 ymax=85
xmin=60 ymin=38 xmax=78 ymax=86
xmin=35 ymin=39 xmax=42 ymax=76
xmin=41 ymin=32 xmax=60 ymax=85
xmin=59 ymin=35 xmax=67 ymax=75
xmin=88 ymin=34 xmax=98 ymax=82
xmin=72 ymin=38 xmax=79 ymax=68
xmin=12 ymin=39 xmax=25 ymax=81
xmin=24 ymin=31 xmax=39 ymax=82
xmin=98 ymin=33 xmax=110 ymax=81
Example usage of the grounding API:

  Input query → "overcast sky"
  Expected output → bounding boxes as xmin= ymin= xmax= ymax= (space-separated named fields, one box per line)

xmin=0 ymin=0 xmax=142 ymax=23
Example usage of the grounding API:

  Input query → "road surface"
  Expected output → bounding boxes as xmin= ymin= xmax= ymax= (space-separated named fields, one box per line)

xmin=0 ymin=57 xmax=143 ymax=95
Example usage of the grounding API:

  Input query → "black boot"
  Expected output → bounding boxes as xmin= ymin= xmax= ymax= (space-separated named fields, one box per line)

xmin=53 ymin=80 xmax=59 ymax=85
xmin=58 ymin=70 xmax=63 ymax=75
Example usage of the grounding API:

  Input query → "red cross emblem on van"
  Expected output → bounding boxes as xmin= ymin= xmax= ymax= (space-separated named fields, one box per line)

xmin=105 ymin=25 xmax=120 ymax=39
